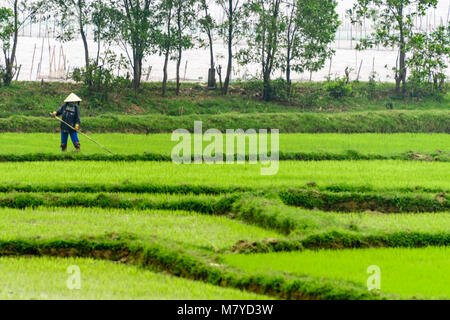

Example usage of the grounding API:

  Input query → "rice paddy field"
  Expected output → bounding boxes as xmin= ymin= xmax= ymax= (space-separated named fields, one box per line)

xmin=0 ymin=256 xmax=270 ymax=300
xmin=0 ymin=133 xmax=449 ymax=157
xmin=222 ymin=247 xmax=450 ymax=299
xmin=0 ymin=127 xmax=449 ymax=300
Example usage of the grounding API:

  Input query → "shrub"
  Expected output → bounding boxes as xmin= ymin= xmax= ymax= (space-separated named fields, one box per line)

xmin=407 ymin=26 xmax=450 ymax=96
xmin=405 ymin=74 xmax=445 ymax=99
xmin=269 ymin=78 xmax=290 ymax=101
xmin=71 ymin=53 xmax=130 ymax=104
xmin=297 ymin=89 xmax=320 ymax=109
xmin=236 ymin=78 xmax=291 ymax=102
xmin=236 ymin=79 xmax=264 ymax=98
xmin=325 ymin=79 xmax=352 ymax=99
xmin=367 ymin=73 xmax=378 ymax=99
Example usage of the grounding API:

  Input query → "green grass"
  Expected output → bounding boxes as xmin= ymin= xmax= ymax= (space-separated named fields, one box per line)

xmin=0 ymin=160 xmax=447 ymax=191
xmin=2 ymin=111 xmax=448 ymax=134
xmin=0 ymin=81 xmax=447 ymax=118
xmin=222 ymin=247 xmax=450 ymax=299
xmin=0 ymin=207 xmax=281 ymax=250
xmin=0 ymin=81 xmax=300 ymax=118
xmin=1 ymin=82 xmax=448 ymax=133
xmin=0 ymin=133 xmax=448 ymax=156
xmin=0 ymin=256 xmax=271 ymax=300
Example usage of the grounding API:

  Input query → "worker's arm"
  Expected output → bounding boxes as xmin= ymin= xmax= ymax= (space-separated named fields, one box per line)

xmin=53 ymin=104 xmax=65 ymax=117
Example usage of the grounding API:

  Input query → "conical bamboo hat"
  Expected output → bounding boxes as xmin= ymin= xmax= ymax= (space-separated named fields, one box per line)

xmin=64 ymin=93 xmax=82 ymax=103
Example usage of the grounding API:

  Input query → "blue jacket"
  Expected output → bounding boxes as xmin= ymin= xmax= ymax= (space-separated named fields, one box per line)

xmin=56 ymin=102 xmax=81 ymax=133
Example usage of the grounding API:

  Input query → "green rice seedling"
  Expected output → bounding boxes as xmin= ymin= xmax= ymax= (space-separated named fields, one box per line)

xmin=0 ymin=207 xmax=282 ymax=251
xmin=0 ymin=256 xmax=271 ymax=300
xmin=0 ymin=133 xmax=448 ymax=157
xmin=0 ymin=238 xmax=382 ymax=300
xmin=222 ymin=247 xmax=450 ymax=299
xmin=334 ymin=212 xmax=450 ymax=234
xmin=0 ymin=160 xmax=447 ymax=191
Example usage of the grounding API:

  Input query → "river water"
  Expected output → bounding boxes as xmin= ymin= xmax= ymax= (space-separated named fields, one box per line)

xmin=15 ymin=36 xmax=449 ymax=83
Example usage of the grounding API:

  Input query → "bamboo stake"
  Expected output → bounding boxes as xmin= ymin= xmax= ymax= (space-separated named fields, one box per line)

xmin=183 ymin=60 xmax=188 ymax=81
xmin=30 ymin=44 xmax=36 ymax=81
xmin=356 ymin=59 xmax=363 ymax=81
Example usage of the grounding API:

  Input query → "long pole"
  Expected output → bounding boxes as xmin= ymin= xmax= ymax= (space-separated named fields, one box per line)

xmin=51 ymin=114 xmax=113 ymax=154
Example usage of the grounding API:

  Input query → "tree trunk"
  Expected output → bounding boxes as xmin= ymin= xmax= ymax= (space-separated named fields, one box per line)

xmin=79 ymin=6 xmax=90 ymax=87
xmin=396 ymin=12 xmax=407 ymax=93
xmin=263 ymin=71 xmax=272 ymax=101
xmin=162 ymin=49 xmax=170 ymax=96
xmin=223 ymin=47 xmax=232 ymax=95
xmin=176 ymin=47 xmax=182 ymax=95
xmin=261 ymin=0 xmax=281 ymax=101
xmin=207 ymin=30 xmax=216 ymax=88
xmin=80 ymin=30 xmax=89 ymax=70
xmin=208 ymin=68 xmax=216 ymax=88
xmin=175 ymin=5 xmax=182 ymax=96
xmin=217 ymin=65 xmax=223 ymax=90
xmin=162 ymin=9 xmax=172 ymax=96
xmin=96 ymin=35 xmax=101 ymax=66
xmin=223 ymin=0 xmax=233 ymax=95
xmin=133 ymin=54 xmax=142 ymax=90
xmin=285 ymin=3 xmax=295 ymax=98
xmin=399 ymin=48 xmax=406 ymax=91
xmin=3 ymin=0 xmax=19 ymax=86
xmin=286 ymin=48 xmax=291 ymax=98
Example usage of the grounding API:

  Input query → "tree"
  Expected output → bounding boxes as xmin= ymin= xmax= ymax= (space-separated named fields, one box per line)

xmin=348 ymin=0 xmax=438 ymax=93
xmin=282 ymin=0 xmax=339 ymax=94
xmin=111 ymin=0 xmax=157 ymax=90
xmin=407 ymin=25 xmax=450 ymax=92
xmin=198 ymin=0 xmax=217 ymax=88
xmin=50 ymin=0 xmax=113 ymax=89
xmin=50 ymin=0 xmax=92 ymax=74
xmin=0 ymin=7 xmax=13 ymax=86
xmin=173 ymin=0 xmax=196 ymax=95
xmin=157 ymin=0 xmax=176 ymax=96
xmin=91 ymin=0 xmax=112 ymax=66
xmin=0 ymin=0 xmax=44 ymax=86
xmin=216 ymin=0 xmax=244 ymax=95
xmin=238 ymin=0 xmax=284 ymax=101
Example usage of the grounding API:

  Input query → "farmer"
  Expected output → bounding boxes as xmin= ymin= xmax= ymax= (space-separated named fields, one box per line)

xmin=52 ymin=93 xmax=82 ymax=152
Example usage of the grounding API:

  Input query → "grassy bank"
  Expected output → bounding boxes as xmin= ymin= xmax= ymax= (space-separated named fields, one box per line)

xmin=1 ymin=111 xmax=449 ymax=133
xmin=0 ymin=81 xmax=448 ymax=118
xmin=0 ymin=189 xmax=446 ymax=213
